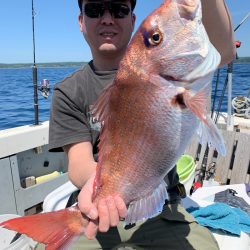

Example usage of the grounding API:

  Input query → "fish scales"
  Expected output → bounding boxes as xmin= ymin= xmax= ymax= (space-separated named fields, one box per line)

xmin=94 ymin=83 xmax=185 ymax=204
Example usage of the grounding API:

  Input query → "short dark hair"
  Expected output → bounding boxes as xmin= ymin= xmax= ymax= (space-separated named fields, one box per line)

xmin=78 ymin=0 xmax=136 ymax=13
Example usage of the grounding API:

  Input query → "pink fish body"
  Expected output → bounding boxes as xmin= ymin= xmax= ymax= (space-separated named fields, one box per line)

xmin=92 ymin=0 xmax=225 ymax=223
xmin=0 ymin=0 xmax=225 ymax=249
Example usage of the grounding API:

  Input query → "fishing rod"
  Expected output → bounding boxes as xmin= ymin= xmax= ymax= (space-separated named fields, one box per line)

xmin=32 ymin=0 xmax=39 ymax=125
xmin=234 ymin=11 xmax=250 ymax=32
xmin=197 ymin=11 xmax=250 ymax=186
xmin=213 ymin=11 xmax=250 ymax=126
xmin=211 ymin=69 xmax=220 ymax=119
xmin=224 ymin=12 xmax=250 ymax=130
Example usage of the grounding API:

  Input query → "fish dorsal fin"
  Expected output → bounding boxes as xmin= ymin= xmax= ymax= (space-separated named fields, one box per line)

xmin=91 ymin=82 xmax=116 ymax=122
xmin=91 ymin=82 xmax=119 ymax=197
xmin=125 ymin=181 xmax=168 ymax=224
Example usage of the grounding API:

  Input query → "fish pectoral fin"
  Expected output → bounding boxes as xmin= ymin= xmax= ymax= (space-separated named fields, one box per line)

xmin=125 ymin=182 xmax=168 ymax=225
xmin=197 ymin=117 xmax=226 ymax=156
xmin=183 ymin=89 xmax=207 ymax=120
xmin=183 ymin=89 xmax=226 ymax=156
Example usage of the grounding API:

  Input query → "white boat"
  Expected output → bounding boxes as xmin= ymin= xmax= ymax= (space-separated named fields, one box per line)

xmin=0 ymin=121 xmax=68 ymax=216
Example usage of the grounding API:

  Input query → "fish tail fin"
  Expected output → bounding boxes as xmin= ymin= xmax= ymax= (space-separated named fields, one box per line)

xmin=125 ymin=181 xmax=168 ymax=224
xmin=183 ymin=89 xmax=226 ymax=155
xmin=0 ymin=207 xmax=84 ymax=250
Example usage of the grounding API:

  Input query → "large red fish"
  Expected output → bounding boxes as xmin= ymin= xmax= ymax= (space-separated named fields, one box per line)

xmin=0 ymin=0 xmax=225 ymax=249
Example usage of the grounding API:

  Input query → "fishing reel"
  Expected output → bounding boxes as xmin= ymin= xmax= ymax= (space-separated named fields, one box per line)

xmin=235 ymin=40 xmax=241 ymax=60
xmin=38 ymin=79 xmax=50 ymax=99
xmin=235 ymin=40 xmax=241 ymax=48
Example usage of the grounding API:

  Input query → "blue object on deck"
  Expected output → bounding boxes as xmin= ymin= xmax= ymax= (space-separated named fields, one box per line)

xmin=187 ymin=203 xmax=250 ymax=236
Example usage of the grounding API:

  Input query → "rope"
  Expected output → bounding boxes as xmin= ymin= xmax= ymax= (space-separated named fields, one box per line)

xmin=232 ymin=96 xmax=250 ymax=119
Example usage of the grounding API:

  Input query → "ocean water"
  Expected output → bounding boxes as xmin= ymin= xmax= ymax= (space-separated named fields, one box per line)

xmin=0 ymin=64 xmax=249 ymax=130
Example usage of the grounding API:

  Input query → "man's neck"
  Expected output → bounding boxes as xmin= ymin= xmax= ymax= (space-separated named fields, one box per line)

xmin=92 ymin=53 xmax=124 ymax=71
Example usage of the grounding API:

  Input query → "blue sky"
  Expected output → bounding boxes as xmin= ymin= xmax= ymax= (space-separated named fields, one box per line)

xmin=0 ymin=0 xmax=249 ymax=63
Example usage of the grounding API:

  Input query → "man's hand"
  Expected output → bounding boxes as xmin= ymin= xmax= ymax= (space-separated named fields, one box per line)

xmin=77 ymin=173 xmax=127 ymax=239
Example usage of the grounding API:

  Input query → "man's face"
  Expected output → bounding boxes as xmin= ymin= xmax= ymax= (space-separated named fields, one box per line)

xmin=79 ymin=0 xmax=136 ymax=58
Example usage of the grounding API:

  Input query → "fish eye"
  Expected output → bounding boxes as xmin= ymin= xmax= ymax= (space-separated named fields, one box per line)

xmin=148 ymin=32 xmax=163 ymax=46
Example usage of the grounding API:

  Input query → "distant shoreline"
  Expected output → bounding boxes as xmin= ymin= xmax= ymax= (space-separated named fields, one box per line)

xmin=0 ymin=62 xmax=87 ymax=69
xmin=0 ymin=57 xmax=250 ymax=68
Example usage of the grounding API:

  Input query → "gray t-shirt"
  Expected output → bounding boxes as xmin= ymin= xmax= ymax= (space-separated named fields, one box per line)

xmin=49 ymin=61 xmax=115 ymax=154
xmin=49 ymin=61 xmax=179 ymax=190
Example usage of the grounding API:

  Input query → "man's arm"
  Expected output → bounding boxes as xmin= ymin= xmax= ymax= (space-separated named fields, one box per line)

xmin=64 ymin=141 xmax=96 ymax=188
xmin=201 ymin=0 xmax=236 ymax=66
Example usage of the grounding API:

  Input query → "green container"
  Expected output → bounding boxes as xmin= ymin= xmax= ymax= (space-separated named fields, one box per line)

xmin=177 ymin=154 xmax=195 ymax=182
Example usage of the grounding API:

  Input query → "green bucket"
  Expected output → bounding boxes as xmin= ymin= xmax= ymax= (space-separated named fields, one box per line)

xmin=177 ymin=154 xmax=195 ymax=182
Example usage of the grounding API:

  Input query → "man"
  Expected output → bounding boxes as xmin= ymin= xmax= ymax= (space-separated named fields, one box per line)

xmin=49 ymin=0 xmax=235 ymax=249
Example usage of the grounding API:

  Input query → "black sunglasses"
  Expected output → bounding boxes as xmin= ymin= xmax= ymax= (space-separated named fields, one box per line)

xmin=84 ymin=2 xmax=131 ymax=19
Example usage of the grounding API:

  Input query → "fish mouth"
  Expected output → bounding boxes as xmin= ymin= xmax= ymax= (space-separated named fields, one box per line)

xmin=177 ymin=0 xmax=200 ymax=21
xmin=159 ymin=74 xmax=179 ymax=82
xmin=160 ymin=73 xmax=197 ymax=86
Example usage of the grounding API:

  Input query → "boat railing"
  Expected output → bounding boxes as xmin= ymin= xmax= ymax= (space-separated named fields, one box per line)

xmin=185 ymin=130 xmax=250 ymax=185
